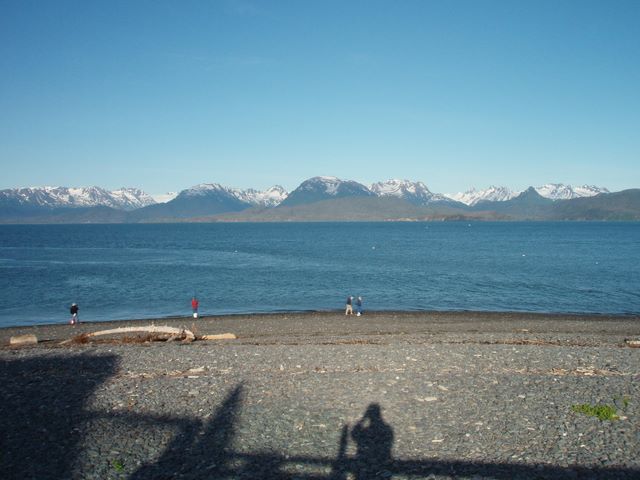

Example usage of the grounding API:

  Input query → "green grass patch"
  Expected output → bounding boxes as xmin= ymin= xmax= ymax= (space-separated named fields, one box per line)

xmin=111 ymin=459 xmax=124 ymax=472
xmin=571 ymin=403 xmax=619 ymax=421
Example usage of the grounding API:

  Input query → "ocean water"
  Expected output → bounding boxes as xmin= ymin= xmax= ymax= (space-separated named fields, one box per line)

xmin=0 ymin=222 xmax=638 ymax=327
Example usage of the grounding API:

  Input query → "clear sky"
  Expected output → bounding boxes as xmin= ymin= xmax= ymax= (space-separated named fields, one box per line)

xmin=1 ymin=0 xmax=639 ymax=195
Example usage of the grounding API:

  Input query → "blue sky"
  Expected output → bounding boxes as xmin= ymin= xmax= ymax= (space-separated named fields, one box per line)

xmin=1 ymin=0 xmax=639 ymax=195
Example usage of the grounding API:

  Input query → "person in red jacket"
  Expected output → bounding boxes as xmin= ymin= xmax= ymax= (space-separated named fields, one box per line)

xmin=191 ymin=296 xmax=199 ymax=318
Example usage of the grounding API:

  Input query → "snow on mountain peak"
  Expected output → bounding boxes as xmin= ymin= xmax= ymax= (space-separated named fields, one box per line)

xmin=534 ymin=183 xmax=575 ymax=200
xmin=0 ymin=186 xmax=156 ymax=210
xmin=231 ymin=185 xmax=289 ymax=207
xmin=445 ymin=186 xmax=518 ymax=206
xmin=151 ymin=192 xmax=178 ymax=203
xmin=534 ymin=183 xmax=609 ymax=200
xmin=279 ymin=176 xmax=374 ymax=207
xmin=1 ymin=179 xmax=614 ymax=213
xmin=183 ymin=183 xmax=228 ymax=196
xmin=573 ymin=185 xmax=610 ymax=197
xmin=370 ymin=179 xmax=430 ymax=196
xmin=369 ymin=179 xmax=454 ymax=205
xmin=302 ymin=176 xmax=344 ymax=195
xmin=446 ymin=183 xmax=610 ymax=205
xmin=110 ymin=188 xmax=156 ymax=208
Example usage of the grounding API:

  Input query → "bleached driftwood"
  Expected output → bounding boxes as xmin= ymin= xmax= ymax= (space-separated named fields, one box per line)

xmin=61 ymin=325 xmax=195 ymax=344
xmin=87 ymin=326 xmax=195 ymax=341
xmin=200 ymin=333 xmax=237 ymax=340
xmin=10 ymin=334 xmax=38 ymax=346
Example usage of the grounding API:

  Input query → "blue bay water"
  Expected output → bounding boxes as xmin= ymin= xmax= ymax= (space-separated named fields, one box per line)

xmin=0 ymin=222 xmax=638 ymax=327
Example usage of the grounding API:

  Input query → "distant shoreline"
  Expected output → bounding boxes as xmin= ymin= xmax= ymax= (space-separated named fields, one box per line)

xmin=2 ymin=308 xmax=639 ymax=333
xmin=2 ymin=310 xmax=639 ymax=346
xmin=3 ymin=218 xmax=640 ymax=225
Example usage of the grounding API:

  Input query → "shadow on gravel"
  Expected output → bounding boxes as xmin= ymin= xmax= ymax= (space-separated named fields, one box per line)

xmin=348 ymin=403 xmax=394 ymax=480
xmin=1 ymin=362 xmax=638 ymax=480
xmin=0 ymin=353 xmax=118 ymax=480
xmin=130 ymin=384 xmax=246 ymax=479
xmin=130 ymin=386 xmax=640 ymax=480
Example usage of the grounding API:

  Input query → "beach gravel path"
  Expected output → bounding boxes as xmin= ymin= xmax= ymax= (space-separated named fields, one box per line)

xmin=1 ymin=312 xmax=639 ymax=479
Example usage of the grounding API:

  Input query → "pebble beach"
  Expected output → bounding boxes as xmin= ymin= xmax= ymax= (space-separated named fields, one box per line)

xmin=1 ymin=311 xmax=639 ymax=479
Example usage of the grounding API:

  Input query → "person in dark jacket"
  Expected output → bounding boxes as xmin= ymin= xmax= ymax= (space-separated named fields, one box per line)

xmin=69 ymin=303 xmax=79 ymax=325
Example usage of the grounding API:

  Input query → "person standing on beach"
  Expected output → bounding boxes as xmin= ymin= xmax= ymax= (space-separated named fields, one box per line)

xmin=345 ymin=296 xmax=353 ymax=315
xmin=69 ymin=303 xmax=79 ymax=325
xmin=191 ymin=296 xmax=199 ymax=318
xmin=356 ymin=296 xmax=363 ymax=316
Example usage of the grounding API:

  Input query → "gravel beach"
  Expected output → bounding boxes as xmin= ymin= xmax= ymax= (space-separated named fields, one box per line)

xmin=1 ymin=311 xmax=639 ymax=479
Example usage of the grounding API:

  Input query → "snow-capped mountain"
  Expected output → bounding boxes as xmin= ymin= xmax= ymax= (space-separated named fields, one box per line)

xmin=534 ymin=184 xmax=609 ymax=200
xmin=0 ymin=179 xmax=619 ymax=224
xmin=280 ymin=176 xmax=374 ymax=207
xmin=132 ymin=183 xmax=252 ymax=219
xmin=445 ymin=184 xmax=609 ymax=205
xmin=572 ymin=185 xmax=610 ymax=198
xmin=370 ymin=179 xmax=454 ymax=205
xmin=303 ymin=176 xmax=371 ymax=196
xmin=108 ymin=188 xmax=157 ymax=209
xmin=0 ymin=186 xmax=156 ymax=211
xmin=151 ymin=192 xmax=178 ymax=204
xmin=445 ymin=186 xmax=519 ymax=206
xmin=178 ymin=183 xmax=234 ymax=198
xmin=177 ymin=183 xmax=288 ymax=207
xmin=232 ymin=185 xmax=288 ymax=207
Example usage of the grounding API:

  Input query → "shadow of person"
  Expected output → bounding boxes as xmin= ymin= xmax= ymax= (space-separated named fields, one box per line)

xmin=351 ymin=403 xmax=394 ymax=480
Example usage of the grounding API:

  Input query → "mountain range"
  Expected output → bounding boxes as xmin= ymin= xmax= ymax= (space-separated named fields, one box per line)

xmin=0 ymin=186 xmax=156 ymax=211
xmin=1 ymin=177 xmax=636 ymax=223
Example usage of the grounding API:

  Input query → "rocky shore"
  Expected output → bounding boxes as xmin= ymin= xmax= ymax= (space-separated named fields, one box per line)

xmin=1 ymin=311 xmax=639 ymax=479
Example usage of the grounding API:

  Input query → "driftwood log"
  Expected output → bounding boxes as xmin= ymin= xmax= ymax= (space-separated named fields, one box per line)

xmin=60 ymin=325 xmax=195 ymax=344
xmin=87 ymin=325 xmax=196 ymax=341
xmin=200 ymin=333 xmax=237 ymax=340
xmin=9 ymin=334 xmax=38 ymax=346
